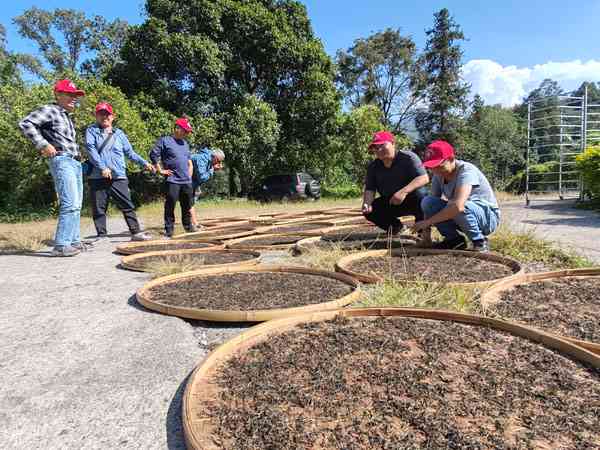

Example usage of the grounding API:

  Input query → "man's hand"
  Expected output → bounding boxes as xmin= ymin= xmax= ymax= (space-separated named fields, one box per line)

xmin=160 ymin=168 xmax=173 ymax=177
xmin=362 ymin=203 xmax=372 ymax=214
xmin=411 ymin=219 xmax=431 ymax=233
xmin=101 ymin=168 xmax=112 ymax=180
xmin=390 ymin=190 xmax=408 ymax=206
xmin=40 ymin=144 xmax=57 ymax=158
xmin=145 ymin=163 xmax=156 ymax=173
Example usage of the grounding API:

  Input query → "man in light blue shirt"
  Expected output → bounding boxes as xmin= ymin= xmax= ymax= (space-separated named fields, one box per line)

xmin=190 ymin=147 xmax=225 ymax=227
xmin=412 ymin=140 xmax=500 ymax=252
xmin=85 ymin=102 xmax=154 ymax=241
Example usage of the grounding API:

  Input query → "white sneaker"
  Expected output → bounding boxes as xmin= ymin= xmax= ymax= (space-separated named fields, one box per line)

xmin=131 ymin=231 xmax=153 ymax=241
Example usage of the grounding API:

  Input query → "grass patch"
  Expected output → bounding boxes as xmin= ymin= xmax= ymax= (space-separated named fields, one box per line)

xmin=490 ymin=223 xmax=592 ymax=269
xmin=355 ymin=280 xmax=478 ymax=313
xmin=144 ymin=254 xmax=204 ymax=278
xmin=0 ymin=218 xmax=92 ymax=253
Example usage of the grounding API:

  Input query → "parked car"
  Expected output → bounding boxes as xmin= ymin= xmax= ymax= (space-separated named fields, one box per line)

xmin=252 ymin=172 xmax=321 ymax=202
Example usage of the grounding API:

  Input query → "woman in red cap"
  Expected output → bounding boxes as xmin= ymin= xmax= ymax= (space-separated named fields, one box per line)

xmin=149 ymin=118 xmax=195 ymax=238
xmin=412 ymin=140 xmax=500 ymax=252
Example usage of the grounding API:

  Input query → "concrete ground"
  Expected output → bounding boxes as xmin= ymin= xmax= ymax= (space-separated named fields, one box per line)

xmin=0 ymin=221 xmax=251 ymax=450
xmin=1 ymin=201 xmax=599 ymax=449
xmin=502 ymin=199 xmax=600 ymax=264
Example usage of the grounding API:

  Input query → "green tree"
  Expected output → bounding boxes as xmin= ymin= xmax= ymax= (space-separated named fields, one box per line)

xmin=0 ymin=79 xmax=172 ymax=212
xmin=0 ymin=24 xmax=22 ymax=85
xmin=335 ymin=28 xmax=424 ymax=133
xmin=111 ymin=0 xmax=339 ymax=190
xmin=461 ymin=97 xmax=526 ymax=188
xmin=12 ymin=7 xmax=129 ymax=79
xmin=415 ymin=8 xmax=470 ymax=145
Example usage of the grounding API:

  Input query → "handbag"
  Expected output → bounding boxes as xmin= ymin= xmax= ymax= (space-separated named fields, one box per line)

xmin=83 ymin=131 xmax=117 ymax=177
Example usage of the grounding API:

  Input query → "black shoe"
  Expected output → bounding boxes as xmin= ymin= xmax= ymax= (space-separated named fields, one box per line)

xmin=471 ymin=238 xmax=490 ymax=252
xmin=432 ymin=236 xmax=467 ymax=250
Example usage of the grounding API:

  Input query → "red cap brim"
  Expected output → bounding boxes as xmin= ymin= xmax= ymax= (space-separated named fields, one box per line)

xmin=423 ymin=158 xmax=444 ymax=169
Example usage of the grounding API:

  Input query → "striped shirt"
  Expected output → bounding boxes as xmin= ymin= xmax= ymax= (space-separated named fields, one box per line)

xmin=19 ymin=104 xmax=79 ymax=157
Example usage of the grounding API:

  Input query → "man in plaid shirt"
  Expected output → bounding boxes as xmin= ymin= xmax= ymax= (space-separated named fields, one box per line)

xmin=19 ymin=79 xmax=88 ymax=257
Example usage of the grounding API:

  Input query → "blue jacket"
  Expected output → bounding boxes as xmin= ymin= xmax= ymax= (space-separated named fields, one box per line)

xmin=191 ymin=148 xmax=215 ymax=190
xmin=85 ymin=124 xmax=148 ymax=180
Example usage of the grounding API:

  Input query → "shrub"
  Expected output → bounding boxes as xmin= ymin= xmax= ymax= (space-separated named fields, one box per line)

xmin=576 ymin=146 xmax=600 ymax=200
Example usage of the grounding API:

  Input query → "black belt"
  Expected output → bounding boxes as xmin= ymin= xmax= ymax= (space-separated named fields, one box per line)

xmin=56 ymin=152 xmax=81 ymax=161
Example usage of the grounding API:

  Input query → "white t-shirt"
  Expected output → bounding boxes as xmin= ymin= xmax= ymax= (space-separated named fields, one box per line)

xmin=431 ymin=160 xmax=498 ymax=208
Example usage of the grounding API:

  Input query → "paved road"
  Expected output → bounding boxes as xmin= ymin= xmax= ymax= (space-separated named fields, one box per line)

xmin=0 ymin=222 xmax=249 ymax=450
xmin=501 ymin=199 xmax=600 ymax=264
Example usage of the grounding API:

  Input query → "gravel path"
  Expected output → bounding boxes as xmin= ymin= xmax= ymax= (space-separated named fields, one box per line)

xmin=0 ymin=219 xmax=250 ymax=450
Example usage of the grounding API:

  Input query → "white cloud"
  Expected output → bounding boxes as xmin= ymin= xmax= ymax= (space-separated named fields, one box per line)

xmin=461 ymin=59 xmax=600 ymax=107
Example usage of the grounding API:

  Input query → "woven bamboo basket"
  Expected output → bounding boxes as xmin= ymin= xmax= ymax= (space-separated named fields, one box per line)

xmin=136 ymin=265 xmax=361 ymax=322
xmin=480 ymin=268 xmax=600 ymax=355
xmin=115 ymin=239 xmax=222 ymax=256
xmin=293 ymin=235 xmax=418 ymax=255
xmin=182 ymin=306 xmax=600 ymax=450
xmin=254 ymin=221 xmax=336 ymax=236
xmin=225 ymin=233 xmax=312 ymax=251
xmin=120 ymin=248 xmax=260 ymax=272
xmin=172 ymin=226 xmax=256 ymax=241
xmin=335 ymin=248 xmax=523 ymax=286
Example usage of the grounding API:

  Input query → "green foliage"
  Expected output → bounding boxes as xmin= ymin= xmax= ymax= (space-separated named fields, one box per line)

xmin=576 ymin=146 xmax=600 ymax=200
xmin=416 ymin=8 xmax=470 ymax=145
xmin=460 ymin=100 xmax=526 ymax=189
xmin=0 ymin=78 xmax=173 ymax=211
xmin=112 ymin=0 xmax=339 ymax=190
xmin=335 ymin=28 xmax=424 ymax=132
xmin=12 ymin=7 xmax=129 ymax=79
xmin=217 ymin=94 xmax=280 ymax=193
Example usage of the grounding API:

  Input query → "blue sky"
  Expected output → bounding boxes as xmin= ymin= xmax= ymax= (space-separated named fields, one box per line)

xmin=3 ymin=0 xmax=600 ymax=105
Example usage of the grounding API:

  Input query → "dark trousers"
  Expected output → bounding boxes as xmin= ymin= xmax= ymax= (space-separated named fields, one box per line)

xmin=364 ymin=192 xmax=425 ymax=231
xmin=164 ymin=182 xmax=193 ymax=234
xmin=89 ymin=178 xmax=141 ymax=236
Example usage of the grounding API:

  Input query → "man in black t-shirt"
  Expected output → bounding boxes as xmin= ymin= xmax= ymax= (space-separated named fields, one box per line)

xmin=362 ymin=131 xmax=429 ymax=234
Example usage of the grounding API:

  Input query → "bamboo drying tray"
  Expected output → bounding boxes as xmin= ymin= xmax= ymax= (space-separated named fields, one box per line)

xmin=136 ymin=265 xmax=361 ymax=322
xmin=335 ymin=248 xmax=523 ymax=286
xmin=115 ymin=239 xmax=222 ymax=256
xmin=172 ymin=226 xmax=256 ymax=241
xmin=182 ymin=307 xmax=600 ymax=450
xmin=254 ymin=221 xmax=336 ymax=236
xmin=225 ymin=233 xmax=312 ymax=251
xmin=120 ymin=248 xmax=260 ymax=272
xmin=480 ymin=267 xmax=600 ymax=355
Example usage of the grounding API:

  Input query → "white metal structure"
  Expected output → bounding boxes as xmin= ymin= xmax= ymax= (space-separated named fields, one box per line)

xmin=525 ymin=86 xmax=600 ymax=206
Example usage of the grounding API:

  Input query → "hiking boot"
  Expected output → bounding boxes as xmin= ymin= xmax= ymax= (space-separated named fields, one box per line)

xmin=471 ymin=238 xmax=490 ymax=252
xmin=51 ymin=245 xmax=81 ymax=257
xmin=431 ymin=236 xmax=467 ymax=250
xmin=131 ymin=231 xmax=153 ymax=242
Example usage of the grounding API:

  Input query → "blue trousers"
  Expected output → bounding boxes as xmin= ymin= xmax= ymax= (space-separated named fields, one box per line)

xmin=48 ymin=155 xmax=83 ymax=248
xmin=421 ymin=196 xmax=500 ymax=242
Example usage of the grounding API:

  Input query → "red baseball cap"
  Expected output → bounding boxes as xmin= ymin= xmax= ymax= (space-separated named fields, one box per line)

xmin=95 ymin=102 xmax=113 ymax=114
xmin=175 ymin=117 xmax=193 ymax=133
xmin=369 ymin=131 xmax=395 ymax=148
xmin=54 ymin=79 xmax=85 ymax=96
xmin=423 ymin=140 xmax=455 ymax=168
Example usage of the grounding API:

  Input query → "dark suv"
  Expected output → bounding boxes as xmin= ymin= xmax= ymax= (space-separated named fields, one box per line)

xmin=253 ymin=172 xmax=321 ymax=202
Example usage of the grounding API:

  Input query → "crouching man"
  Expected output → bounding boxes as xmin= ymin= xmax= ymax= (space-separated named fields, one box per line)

xmin=412 ymin=140 xmax=500 ymax=252
xmin=361 ymin=131 xmax=429 ymax=235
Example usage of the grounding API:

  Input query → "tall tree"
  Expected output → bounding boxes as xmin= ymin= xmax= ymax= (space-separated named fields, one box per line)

xmin=415 ymin=8 xmax=469 ymax=145
xmin=111 ymin=0 xmax=340 ymax=191
xmin=12 ymin=7 xmax=129 ymax=79
xmin=0 ymin=24 xmax=21 ymax=84
xmin=335 ymin=28 xmax=425 ymax=133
